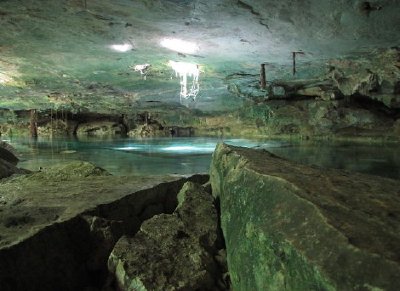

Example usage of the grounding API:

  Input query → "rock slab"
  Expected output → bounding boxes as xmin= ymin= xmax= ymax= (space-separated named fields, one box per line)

xmin=0 ymin=161 xmax=208 ymax=291
xmin=210 ymin=143 xmax=400 ymax=291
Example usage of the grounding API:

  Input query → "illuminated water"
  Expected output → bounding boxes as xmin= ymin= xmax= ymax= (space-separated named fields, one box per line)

xmin=3 ymin=137 xmax=400 ymax=179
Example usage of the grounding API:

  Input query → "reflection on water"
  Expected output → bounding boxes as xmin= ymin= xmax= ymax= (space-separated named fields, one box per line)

xmin=3 ymin=137 xmax=400 ymax=179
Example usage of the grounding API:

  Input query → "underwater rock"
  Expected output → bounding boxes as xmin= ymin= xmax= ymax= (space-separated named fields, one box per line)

xmin=210 ymin=143 xmax=400 ymax=291
xmin=108 ymin=181 xmax=226 ymax=291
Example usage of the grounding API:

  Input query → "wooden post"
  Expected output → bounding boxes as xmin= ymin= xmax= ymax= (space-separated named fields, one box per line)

xmin=30 ymin=109 xmax=38 ymax=138
xmin=292 ymin=52 xmax=296 ymax=76
xmin=292 ymin=51 xmax=305 ymax=76
xmin=260 ymin=63 xmax=266 ymax=89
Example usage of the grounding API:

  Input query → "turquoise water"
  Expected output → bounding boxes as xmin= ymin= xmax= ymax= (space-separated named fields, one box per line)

xmin=3 ymin=137 xmax=400 ymax=179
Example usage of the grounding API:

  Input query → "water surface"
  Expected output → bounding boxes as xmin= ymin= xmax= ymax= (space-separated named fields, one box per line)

xmin=3 ymin=137 xmax=400 ymax=179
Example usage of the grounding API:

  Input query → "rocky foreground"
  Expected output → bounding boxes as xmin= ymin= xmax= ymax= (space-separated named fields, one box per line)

xmin=211 ymin=143 xmax=400 ymax=291
xmin=0 ymin=146 xmax=211 ymax=290
xmin=1 ymin=142 xmax=400 ymax=290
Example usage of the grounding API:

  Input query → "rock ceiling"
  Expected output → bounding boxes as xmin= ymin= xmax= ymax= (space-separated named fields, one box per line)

xmin=0 ymin=0 xmax=399 ymax=112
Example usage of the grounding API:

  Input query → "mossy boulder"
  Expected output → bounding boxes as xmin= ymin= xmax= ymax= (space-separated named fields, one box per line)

xmin=26 ymin=161 xmax=110 ymax=181
xmin=210 ymin=143 xmax=400 ymax=291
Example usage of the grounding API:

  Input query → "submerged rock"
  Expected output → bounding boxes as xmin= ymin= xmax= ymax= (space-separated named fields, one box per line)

xmin=210 ymin=143 xmax=400 ymax=291
xmin=108 ymin=181 xmax=225 ymax=291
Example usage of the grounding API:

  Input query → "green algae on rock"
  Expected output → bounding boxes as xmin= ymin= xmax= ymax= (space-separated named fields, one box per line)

xmin=210 ymin=143 xmax=400 ymax=291
xmin=0 ymin=160 xmax=209 ymax=291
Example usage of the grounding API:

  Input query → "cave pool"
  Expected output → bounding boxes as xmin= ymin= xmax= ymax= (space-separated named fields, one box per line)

xmin=4 ymin=137 xmax=400 ymax=180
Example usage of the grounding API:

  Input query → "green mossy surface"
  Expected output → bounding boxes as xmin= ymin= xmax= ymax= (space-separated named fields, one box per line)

xmin=211 ymin=143 xmax=400 ymax=291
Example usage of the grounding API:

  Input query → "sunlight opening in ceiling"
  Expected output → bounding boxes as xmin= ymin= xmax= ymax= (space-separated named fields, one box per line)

xmin=161 ymin=38 xmax=199 ymax=54
xmin=109 ymin=44 xmax=133 ymax=52
xmin=168 ymin=60 xmax=200 ymax=102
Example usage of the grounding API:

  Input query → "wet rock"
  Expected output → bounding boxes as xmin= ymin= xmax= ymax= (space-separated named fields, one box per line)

xmin=127 ymin=121 xmax=166 ymax=137
xmin=76 ymin=121 xmax=126 ymax=136
xmin=167 ymin=126 xmax=195 ymax=137
xmin=0 ymin=158 xmax=25 ymax=180
xmin=108 ymin=181 xmax=223 ymax=291
xmin=27 ymin=160 xmax=110 ymax=181
xmin=211 ymin=143 xmax=400 ymax=291
xmin=0 ymin=165 xmax=208 ymax=291
xmin=37 ymin=119 xmax=69 ymax=136
xmin=0 ymin=142 xmax=18 ymax=165
xmin=0 ymin=142 xmax=29 ymax=180
xmin=0 ymin=141 xmax=17 ymax=156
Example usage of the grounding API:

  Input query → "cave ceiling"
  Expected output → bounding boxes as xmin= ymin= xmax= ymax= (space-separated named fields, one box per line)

xmin=0 ymin=0 xmax=399 ymax=112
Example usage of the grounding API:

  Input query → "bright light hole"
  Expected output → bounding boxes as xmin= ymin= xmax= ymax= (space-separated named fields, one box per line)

xmin=160 ymin=38 xmax=199 ymax=54
xmin=168 ymin=60 xmax=200 ymax=101
xmin=109 ymin=44 xmax=133 ymax=52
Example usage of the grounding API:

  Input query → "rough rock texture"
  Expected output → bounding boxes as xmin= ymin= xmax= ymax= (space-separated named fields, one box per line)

xmin=219 ymin=49 xmax=400 ymax=140
xmin=0 ymin=143 xmax=19 ymax=165
xmin=37 ymin=119 xmax=70 ymax=136
xmin=127 ymin=122 xmax=166 ymax=138
xmin=0 ymin=161 xmax=208 ymax=291
xmin=210 ymin=143 xmax=400 ymax=291
xmin=108 ymin=181 xmax=227 ymax=291
xmin=76 ymin=121 xmax=126 ymax=136
xmin=0 ymin=158 xmax=22 ymax=180
xmin=0 ymin=142 xmax=27 ymax=179
xmin=0 ymin=0 xmax=399 ymax=113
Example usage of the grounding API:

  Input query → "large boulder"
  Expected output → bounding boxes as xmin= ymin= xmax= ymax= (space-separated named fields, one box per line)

xmin=0 ymin=159 xmax=21 ymax=180
xmin=0 ymin=167 xmax=209 ymax=291
xmin=0 ymin=142 xmax=24 ymax=179
xmin=0 ymin=142 xmax=18 ymax=165
xmin=210 ymin=143 xmax=400 ymax=291
xmin=108 ymin=181 xmax=225 ymax=291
